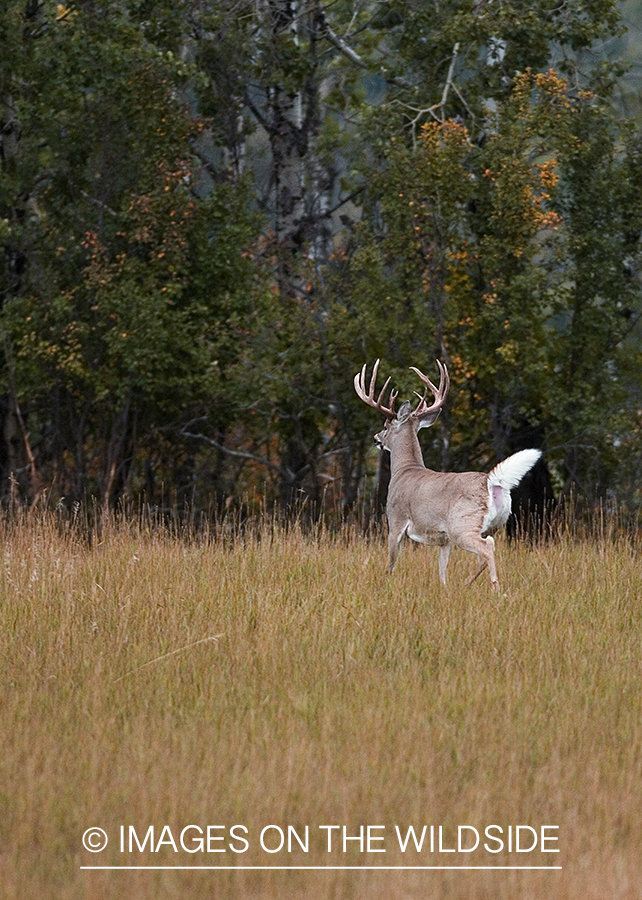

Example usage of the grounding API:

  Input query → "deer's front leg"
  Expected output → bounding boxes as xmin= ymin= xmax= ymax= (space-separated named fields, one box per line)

xmin=386 ymin=518 xmax=408 ymax=573
xmin=438 ymin=542 xmax=452 ymax=585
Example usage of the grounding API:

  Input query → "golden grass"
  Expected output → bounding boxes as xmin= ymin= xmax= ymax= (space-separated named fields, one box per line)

xmin=1 ymin=509 xmax=641 ymax=899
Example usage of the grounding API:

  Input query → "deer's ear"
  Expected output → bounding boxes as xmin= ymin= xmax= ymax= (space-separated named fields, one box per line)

xmin=396 ymin=401 xmax=412 ymax=424
xmin=417 ymin=408 xmax=442 ymax=430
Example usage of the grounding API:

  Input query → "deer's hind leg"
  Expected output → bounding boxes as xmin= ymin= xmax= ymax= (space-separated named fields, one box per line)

xmin=458 ymin=534 xmax=499 ymax=589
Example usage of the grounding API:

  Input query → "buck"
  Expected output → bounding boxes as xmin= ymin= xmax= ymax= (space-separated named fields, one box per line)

xmin=354 ymin=360 xmax=541 ymax=589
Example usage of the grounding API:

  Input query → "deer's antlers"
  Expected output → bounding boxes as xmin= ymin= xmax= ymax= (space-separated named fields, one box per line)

xmin=354 ymin=359 xmax=450 ymax=422
xmin=353 ymin=359 xmax=398 ymax=419
xmin=409 ymin=360 xmax=450 ymax=422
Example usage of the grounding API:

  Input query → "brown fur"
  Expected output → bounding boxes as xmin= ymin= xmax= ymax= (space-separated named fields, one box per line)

xmin=376 ymin=417 xmax=499 ymax=588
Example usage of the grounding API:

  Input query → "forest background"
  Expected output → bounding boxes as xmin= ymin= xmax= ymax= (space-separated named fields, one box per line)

xmin=3 ymin=0 xmax=642 ymax=525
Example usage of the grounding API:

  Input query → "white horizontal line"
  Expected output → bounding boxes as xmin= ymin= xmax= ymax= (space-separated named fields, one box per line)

xmin=81 ymin=865 xmax=563 ymax=871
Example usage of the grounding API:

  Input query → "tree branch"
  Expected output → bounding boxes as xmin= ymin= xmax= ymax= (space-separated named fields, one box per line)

xmin=440 ymin=42 xmax=460 ymax=112
xmin=182 ymin=421 xmax=350 ymax=487
xmin=317 ymin=8 xmax=411 ymax=89
xmin=181 ymin=427 xmax=291 ymax=479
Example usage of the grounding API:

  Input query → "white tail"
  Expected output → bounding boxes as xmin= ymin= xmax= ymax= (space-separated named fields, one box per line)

xmin=482 ymin=449 xmax=543 ymax=535
xmin=354 ymin=360 xmax=542 ymax=589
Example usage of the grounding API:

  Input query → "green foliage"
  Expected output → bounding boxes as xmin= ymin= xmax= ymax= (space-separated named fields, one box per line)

xmin=0 ymin=0 xmax=260 ymax=505
xmin=326 ymin=67 xmax=642 ymax=503
xmin=1 ymin=0 xmax=642 ymax=514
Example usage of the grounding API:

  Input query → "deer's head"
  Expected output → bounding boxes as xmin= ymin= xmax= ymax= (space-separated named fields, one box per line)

xmin=354 ymin=359 xmax=450 ymax=454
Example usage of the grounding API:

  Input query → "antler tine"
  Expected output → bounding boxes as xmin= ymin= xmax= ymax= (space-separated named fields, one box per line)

xmin=354 ymin=359 xmax=397 ymax=418
xmin=376 ymin=375 xmax=391 ymax=404
xmin=409 ymin=360 xmax=450 ymax=419
xmin=368 ymin=358 xmax=380 ymax=398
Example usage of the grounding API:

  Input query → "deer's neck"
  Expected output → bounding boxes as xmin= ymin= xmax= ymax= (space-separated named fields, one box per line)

xmin=390 ymin=426 xmax=426 ymax=475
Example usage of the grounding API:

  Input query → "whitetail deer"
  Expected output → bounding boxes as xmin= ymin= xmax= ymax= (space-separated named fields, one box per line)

xmin=354 ymin=360 xmax=541 ymax=589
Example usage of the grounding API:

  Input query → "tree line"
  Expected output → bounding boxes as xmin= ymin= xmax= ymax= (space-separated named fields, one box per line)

xmin=1 ymin=0 xmax=642 ymax=523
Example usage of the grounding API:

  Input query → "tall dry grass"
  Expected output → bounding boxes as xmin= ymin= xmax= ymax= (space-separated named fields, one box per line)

xmin=0 ymin=508 xmax=640 ymax=899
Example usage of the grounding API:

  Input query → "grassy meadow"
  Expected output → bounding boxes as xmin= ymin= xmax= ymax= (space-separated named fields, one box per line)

xmin=1 ymin=507 xmax=641 ymax=899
